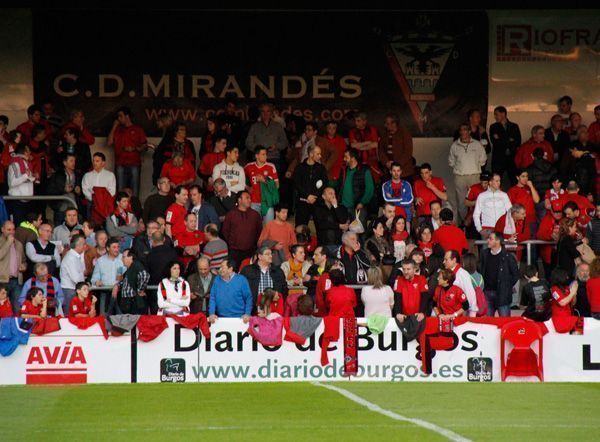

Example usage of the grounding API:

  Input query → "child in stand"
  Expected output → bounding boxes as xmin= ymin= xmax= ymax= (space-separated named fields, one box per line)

xmin=520 ymin=264 xmax=551 ymax=322
xmin=69 ymin=281 xmax=97 ymax=318
xmin=20 ymin=287 xmax=47 ymax=319
xmin=257 ymin=288 xmax=284 ymax=318
xmin=0 ymin=284 xmax=13 ymax=318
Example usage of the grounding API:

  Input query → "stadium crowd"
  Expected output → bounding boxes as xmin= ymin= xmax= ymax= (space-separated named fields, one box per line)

xmin=1 ymin=96 xmax=600 ymax=333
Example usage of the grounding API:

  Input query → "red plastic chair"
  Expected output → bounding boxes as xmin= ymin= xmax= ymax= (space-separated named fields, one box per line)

xmin=500 ymin=320 xmax=544 ymax=381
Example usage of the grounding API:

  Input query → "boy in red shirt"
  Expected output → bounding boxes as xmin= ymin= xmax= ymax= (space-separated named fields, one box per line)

xmin=392 ymin=259 xmax=429 ymax=321
xmin=432 ymin=208 xmax=468 ymax=257
xmin=413 ymin=163 xmax=447 ymax=219
xmin=20 ymin=287 xmax=47 ymax=319
xmin=0 ymin=285 xmax=13 ymax=318
xmin=433 ymin=269 xmax=468 ymax=318
xmin=69 ymin=282 xmax=97 ymax=318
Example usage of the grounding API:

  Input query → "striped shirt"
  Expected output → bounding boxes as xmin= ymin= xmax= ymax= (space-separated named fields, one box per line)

xmin=201 ymin=238 xmax=229 ymax=271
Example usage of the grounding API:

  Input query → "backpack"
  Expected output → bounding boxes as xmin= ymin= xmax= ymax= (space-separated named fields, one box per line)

xmin=470 ymin=274 xmax=488 ymax=317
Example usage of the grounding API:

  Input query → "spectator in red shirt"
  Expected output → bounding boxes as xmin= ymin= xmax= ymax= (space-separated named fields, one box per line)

xmin=16 ymin=104 xmax=52 ymax=145
xmin=61 ymin=109 xmax=95 ymax=146
xmin=165 ymin=185 xmax=189 ymax=240
xmin=107 ymin=106 xmax=148 ymax=197
xmin=325 ymin=269 xmax=356 ymax=318
xmin=69 ymin=281 xmax=97 ymax=318
xmin=494 ymin=204 xmax=531 ymax=261
xmin=161 ymin=151 xmax=195 ymax=190
xmin=0 ymin=285 xmax=13 ymax=318
xmin=514 ymin=125 xmax=554 ymax=169
xmin=20 ymin=287 xmax=47 ymax=319
xmin=550 ymin=268 xmax=578 ymax=333
xmin=433 ymin=269 xmax=468 ymax=318
xmin=589 ymin=105 xmax=600 ymax=145
xmin=244 ymin=145 xmax=279 ymax=222
xmin=197 ymin=134 xmax=226 ymax=190
xmin=507 ymin=169 xmax=540 ymax=227
xmin=432 ymin=208 xmax=468 ymax=257
xmin=413 ymin=163 xmax=447 ymax=221
xmin=323 ymin=120 xmax=347 ymax=181
xmin=392 ymin=258 xmax=429 ymax=322
xmin=153 ymin=121 xmax=197 ymax=185
xmin=174 ymin=213 xmax=205 ymax=271
xmin=349 ymin=112 xmax=381 ymax=182
xmin=544 ymin=175 xmax=565 ymax=210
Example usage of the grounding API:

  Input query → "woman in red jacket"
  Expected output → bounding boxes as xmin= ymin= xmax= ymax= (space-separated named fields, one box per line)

xmin=325 ymin=269 xmax=356 ymax=318
xmin=550 ymin=268 xmax=578 ymax=333
xmin=433 ymin=269 xmax=468 ymax=320
xmin=587 ymin=258 xmax=600 ymax=320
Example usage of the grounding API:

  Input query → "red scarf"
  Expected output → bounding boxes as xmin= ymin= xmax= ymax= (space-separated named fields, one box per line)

xmin=452 ymin=264 xmax=462 ymax=274
xmin=418 ymin=240 xmax=434 ymax=258
xmin=343 ymin=317 xmax=358 ymax=376
xmin=160 ymin=279 xmax=187 ymax=299
xmin=10 ymin=155 xmax=29 ymax=174
xmin=113 ymin=208 xmax=130 ymax=227
xmin=32 ymin=276 xmax=56 ymax=317
xmin=393 ymin=231 xmax=409 ymax=242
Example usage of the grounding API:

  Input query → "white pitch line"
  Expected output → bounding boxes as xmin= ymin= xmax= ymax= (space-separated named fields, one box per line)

xmin=312 ymin=382 xmax=472 ymax=442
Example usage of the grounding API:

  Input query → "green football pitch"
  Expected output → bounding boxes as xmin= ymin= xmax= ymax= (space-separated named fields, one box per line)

xmin=2 ymin=382 xmax=599 ymax=441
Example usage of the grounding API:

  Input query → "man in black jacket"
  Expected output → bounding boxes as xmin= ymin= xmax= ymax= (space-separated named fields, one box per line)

xmin=480 ymin=232 xmax=520 ymax=317
xmin=146 ymin=231 xmax=178 ymax=314
xmin=570 ymin=136 xmax=597 ymax=198
xmin=338 ymin=231 xmax=370 ymax=285
xmin=46 ymin=153 xmax=82 ymax=225
xmin=240 ymin=245 xmax=287 ymax=311
xmin=544 ymin=114 xmax=571 ymax=164
xmin=489 ymin=106 xmax=521 ymax=185
xmin=208 ymin=178 xmax=238 ymax=222
xmin=293 ymin=144 xmax=329 ymax=227
xmin=314 ymin=187 xmax=350 ymax=248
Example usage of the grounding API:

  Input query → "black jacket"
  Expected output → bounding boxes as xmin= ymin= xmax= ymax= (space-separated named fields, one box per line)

xmin=293 ymin=159 xmax=328 ymax=200
xmin=489 ymin=120 xmax=521 ymax=171
xmin=314 ymin=202 xmax=350 ymax=246
xmin=147 ymin=243 xmax=179 ymax=285
xmin=544 ymin=128 xmax=570 ymax=162
xmin=209 ymin=193 xmax=238 ymax=218
xmin=338 ymin=246 xmax=370 ymax=285
xmin=240 ymin=263 xmax=288 ymax=306
xmin=574 ymin=152 xmax=596 ymax=197
xmin=133 ymin=234 xmax=174 ymax=270
xmin=480 ymin=247 xmax=519 ymax=308
xmin=50 ymin=141 xmax=92 ymax=177
xmin=526 ymin=158 xmax=556 ymax=198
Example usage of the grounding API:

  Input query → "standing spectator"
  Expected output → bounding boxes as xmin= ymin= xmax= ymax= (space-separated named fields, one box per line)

xmin=381 ymin=161 xmax=414 ymax=223
xmin=550 ymin=268 xmax=578 ymax=333
xmin=188 ymin=257 xmax=215 ymax=314
xmin=15 ymin=104 xmax=51 ymax=145
xmin=286 ymin=122 xmax=332 ymax=177
xmin=84 ymin=229 xmax=108 ymax=277
xmin=107 ymin=106 xmax=147 ymax=196
xmin=508 ymin=169 xmax=540 ymax=230
xmin=338 ymin=231 xmax=370 ymax=285
xmin=208 ymin=178 xmax=238 ymax=222
xmin=257 ymin=204 xmax=297 ymax=265
xmin=464 ymin=172 xmax=490 ymax=232
xmin=587 ymin=202 xmax=600 ymax=255
xmin=188 ymin=184 xmax=220 ymax=230
xmin=153 ymin=121 xmax=196 ymax=185
xmin=142 ymin=177 xmax=174 ymax=223
xmin=25 ymin=223 xmax=61 ymax=277
xmin=41 ymin=99 xmax=63 ymax=137
xmin=174 ymin=213 xmax=205 ymax=271
xmin=515 ymin=125 xmax=554 ymax=169
xmin=200 ymin=116 xmax=217 ymax=156
xmin=146 ymin=232 xmax=178 ymax=313
xmin=566 ymin=113 xmax=583 ymax=141
xmin=220 ymin=98 xmax=243 ymax=148
xmin=325 ymin=269 xmax=357 ymax=318
xmin=165 ymin=185 xmax=189 ymax=240
xmin=587 ymin=258 xmax=600 ymax=319
xmin=245 ymin=103 xmax=288 ymax=173
xmin=304 ymin=246 xmax=328 ymax=299
xmin=19 ymin=263 xmax=64 ymax=315
xmin=378 ymin=113 xmax=414 ymax=180
xmin=106 ymin=191 xmax=139 ymax=251
xmin=313 ymin=187 xmax=350 ymax=251
xmin=392 ymin=259 xmax=429 ymax=321
xmin=545 ymin=114 xmax=571 ymax=163
xmin=293 ymin=144 xmax=328 ymax=227
xmin=245 ymin=146 xmax=279 ymax=222
xmin=432 ymin=208 xmax=468 ymax=257
xmin=361 ymin=266 xmax=394 ymax=317
xmin=494 ymin=204 xmax=531 ymax=261
xmin=160 ymin=151 xmax=195 ymax=189
xmin=209 ymin=258 xmax=253 ymax=322
xmin=443 ymin=250 xmax=478 ymax=316
xmin=520 ymin=265 xmax=552 ymax=322
xmin=222 ymin=191 xmax=263 ymax=266
xmin=480 ymin=232 xmax=520 ymax=317
xmin=349 ymin=112 xmax=380 ymax=181
xmin=60 ymin=234 xmax=86 ymax=312
xmin=573 ymin=262 xmax=591 ymax=317
xmin=61 ymin=109 xmax=95 ymax=146
xmin=47 ymin=154 xmax=82 ymax=225
xmin=556 ymin=218 xmax=582 ymax=278
xmin=465 ymin=109 xmax=491 ymax=152
xmin=526 ymin=148 xmax=556 ymax=210
xmin=0 ymin=221 xmax=26 ymax=314
xmin=538 ymin=200 xmax=563 ymax=278
xmin=558 ymin=96 xmax=573 ymax=128
xmin=132 ymin=221 xmax=157 ymax=270
xmin=570 ymin=139 xmax=597 ymax=198
xmin=212 ymin=145 xmax=246 ymax=194
xmin=56 ymin=127 xmax=92 ymax=179
xmin=337 ymin=148 xmax=375 ymax=229
xmin=7 ymin=145 xmax=35 ymax=224
xmin=156 ymin=261 xmax=190 ymax=315
xmin=91 ymin=238 xmax=125 ymax=289
xmin=473 ymin=173 xmax=512 ymax=238
xmin=81 ymin=152 xmax=117 ymax=221
xmin=28 ymin=124 xmax=50 ymax=197
xmin=323 ymin=120 xmax=347 ymax=181
xmin=241 ymin=245 xmax=287 ymax=308
xmin=588 ymin=104 xmax=600 ymax=145
xmin=15 ymin=212 xmax=42 ymax=249
xmin=433 ymin=269 xmax=468 ymax=319
xmin=197 ymin=134 xmax=226 ymax=189
xmin=448 ymin=123 xmax=487 ymax=223
xmin=413 ymin=163 xmax=447 ymax=222
xmin=113 ymin=249 xmax=150 ymax=314
xmin=544 ymin=176 xmax=564 ymax=210
xmin=201 ymin=224 xmax=228 ymax=273
xmin=52 ymin=207 xmax=83 ymax=248
xmin=489 ymin=106 xmax=521 ymax=184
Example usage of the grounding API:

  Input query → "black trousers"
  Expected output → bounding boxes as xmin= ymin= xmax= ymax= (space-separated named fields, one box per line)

xmin=295 ymin=200 xmax=317 ymax=227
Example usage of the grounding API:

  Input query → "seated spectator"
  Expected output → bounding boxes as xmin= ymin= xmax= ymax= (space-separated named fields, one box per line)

xmin=314 ymin=187 xmax=351 ymax=251
xmin=325 ymin=269 xmax=357 ymax=318
xmin=409 ymin=249 xmax=428 ymax=277
xmin=257 ymin=287 xmax=283 ymax=318
xmin=122 ymin=187 xmax=143 ymax=222
xmin=364 ymin=219 xmax=393 ymax=266
xmin=146 ymin=232 xmax=178 ymax=313
xmin=361 ymin=266 xmax=394 ymax=317
xmin=538 ymin=200 xmax=563 ymax=278
xmin=515 ymin=125 xmax=554 ymax=169
xmin=59 ymin=234 xmax=86 ymax=312
xmin=392 ymin=258 xmax=429 ymax=322
xmin=281 ymin=244 xmax=312 ymax=316
xmin=20 ymin=263 xmax=64 ymax=316
xmin=209 ymin=258 xmax=253 ymax=322
xmin=106 ymin=191 xmax=139 ymax=251
xmin=432 ymin=208 xmax=468 ymax=257
xmin=52 ymin=207 xmax=83 ymax=249
xmin=570 ymin=139 xmax=596 ymax=199
xmin=160 ymin=151 xmax=195 ymax=189
xmin=91 ymin=238 xmax=125 ymax=289
xmin=588 ymin=202 xmax=600 ymax=255
xmin=550 ymin=268 xmax=578 ymax=332
xmin=589 ymin=104 xmax=600 ymax=145
xmin=390 ymin=215 xmax=410 ymax=262
xmin=556 ymin=218 xmax=582 ymax=278
xmin=372 ymin=202 xmax=397 ymax=233
xmin=188 ymin=257 xmax=214 ymax=314
xmin=174 ymin=213 xmax=205 ymax=271
xmin=587 ymin=258 xmax=600 ymax=320
xmin=69 ymin=281 xmax=97 ymax=318
xmin=20 ymin=287 xmax=47 ymax=319
xmin=244 ymin=145 xmax=279 ymax=222
xmin=444 ymin=250 xmax=478 ymax=316
xmin=425 ymin=200 xmax=443 ymax=232
xmin=15 ymin=212 xmax=43 ymax=246
xmin=0 ymin=284 xmax=12 ymax=318
xmin=382 ymin=161 xmax=413 ymax=222
xmin=433 ymin=269 xmax=468 ymax=320
xmin=295 ymin=224 xmax=317 ymax=255
xmin=416 ymin=225 xmax=436 ymax=263
xmin=113 ymin=249 xmax=150 ymax=315
xmin=304 ymin=246 xmax=328 ymax=299
xmin=257 ymin=204 xmax=297 ymax=266
xmin=241 ymin=246 xmax=287 ymax=309
xmin=494 ymin=204 xmax=531 ymax=261
xmin=165 ymin=185 xmax=189 ymax=240
xmin=142 ymin=177 xmax=174 ymax=223
xmin=201 ymin=223 xmax=228 ymax=273
xmin=188 ymin=184 xmax=220 ymax=230
xmin=209 ymin=178 xmax=238 ymax=222
xmin=197 ymin=134 xmax=226 ymax=189
xmin=132 ymin=221 xmax=157 ymax=270
xmin=25 ymin=223 xmax=61 ymax=277
xmin=212 ymin=145 xmax=245 ymax=194
xmin=520 ymin=264 xmax=551 ymax=322
xmin=338 ymin=231 xmax=370 ymax=285
xmin=222 ymin=191 xmax=263 ymax=266
xmin=157 ymin=261 xmax=191 ymax=316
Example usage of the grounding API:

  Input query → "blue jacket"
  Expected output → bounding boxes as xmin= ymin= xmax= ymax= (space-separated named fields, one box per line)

xmin=381 ymin=179 xmax=414 ymax=221
xmin=189 ymin=202 xmax=220 ymax=230
xmin=0 ymin=318 xmax=31 ymax=357
xmin=209 ymin=273 xmax=253 ymax=317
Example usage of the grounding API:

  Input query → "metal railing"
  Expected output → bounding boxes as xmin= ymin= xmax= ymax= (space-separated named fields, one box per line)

xmin=4 ymin=195 xmax=78 ymax=209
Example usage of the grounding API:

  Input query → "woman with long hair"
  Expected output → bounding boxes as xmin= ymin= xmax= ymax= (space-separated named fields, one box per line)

xmin=557 ymin=218 xmax=582 ymax=278
xmin=157 ymin=261 xmax=191 ymax=315
xmin=361 ymin=266 xmax=394 ymax=317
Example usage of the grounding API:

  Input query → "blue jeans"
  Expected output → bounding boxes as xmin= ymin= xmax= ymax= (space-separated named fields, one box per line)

xmin=7 ymin=278 xmax=22 ymax=315
xmin=484 ymin=290 xmax=511 ymax=317
xmin=116 ymin=165 xmax=140 ymax=196
xmin=251 ymin=203 xmax=274 ymax=224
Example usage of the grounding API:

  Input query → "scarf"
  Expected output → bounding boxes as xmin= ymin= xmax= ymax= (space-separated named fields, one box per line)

xmin=160 ymin=278 xmax=187 ymax=299
xmin=418 ymin=240 xmax=434 ymax=258
xmin=20 ymin=221 xmax=39 ymax=238
xmin=10 ymin=155 xmax=29 ymax=174
xmin=343 ymin=317 xmax=358 ymax=376
xmin=392 ymin=231 xmax=409 ymax=242
xmin=32 ymin=276 xmax=56 ymax=316
xmin=113 ymin=208 xmax=129 ymax=227
xmin=287 ymin=260 xmax=304 ymax=281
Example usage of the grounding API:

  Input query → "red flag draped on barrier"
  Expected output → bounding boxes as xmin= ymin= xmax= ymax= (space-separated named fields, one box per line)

xmin=68 ymin=317 xmax=108 ymax=339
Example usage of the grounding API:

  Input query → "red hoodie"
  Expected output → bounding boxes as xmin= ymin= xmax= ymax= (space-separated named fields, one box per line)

xmin=514 ymin=139 xmax=553 ymax=169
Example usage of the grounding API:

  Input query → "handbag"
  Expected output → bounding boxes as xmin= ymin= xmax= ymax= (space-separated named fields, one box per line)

xmin=348 ymin=210 xmax=365 ymax=234
xmin=576 ymin=242 xmax=596 ymax=264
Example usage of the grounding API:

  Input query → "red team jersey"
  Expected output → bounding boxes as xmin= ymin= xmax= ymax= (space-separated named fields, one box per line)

xmin=69 ymin=296 xmax=93 ymax=317
xmin=113 ymin=124 xmax=147 ymax=167
xmin=0 ymin=299 xmax=13 ymax=318
xmin=174 ymin=229 xmax=205 ymax=268
xmin=165 ymin=203 xmax=188 ymax=239
xmin=244 ymin=161 xmax=278 ymax=204
xmin=434 ymin=285 xmax=467 ymax=315
xmin=432 ymin=224 xmax=468 ymax=257
xmin=393 ymin=275 xmax=428 ymax=315
xmin=160 ymin=160 xmax=195 ymax=186
xmin=507 ymin=185 xmax=536 ymax=223
xmin=20 ymin=300 xmax=42 ymax=317
xmin=413 ymin=177 xmax=446 ymax=217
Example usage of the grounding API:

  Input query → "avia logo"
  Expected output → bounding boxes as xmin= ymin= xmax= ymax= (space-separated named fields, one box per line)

xmin=25 ymin=341 xmax=87 ymax=384
xmin=385 ymin=30 xmax=454 ymax=133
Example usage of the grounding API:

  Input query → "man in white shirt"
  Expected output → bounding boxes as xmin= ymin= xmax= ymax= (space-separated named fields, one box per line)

xmin=473 ymin=172 xmax=513 ymax=239
xmin=212 ymin=145 xmax=246 ymax=193
xmin=443 ymin=250 xmax=477 ymax=317
xmin=448 ymin=123 xmax=487 ymax=224
xmin=81 ymin=152 xmax=116 ymax=202
xmin=59 ymin=234 xmax=86 ymax=312
xmin=26 ymin=223 xmax=62 ymax=276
